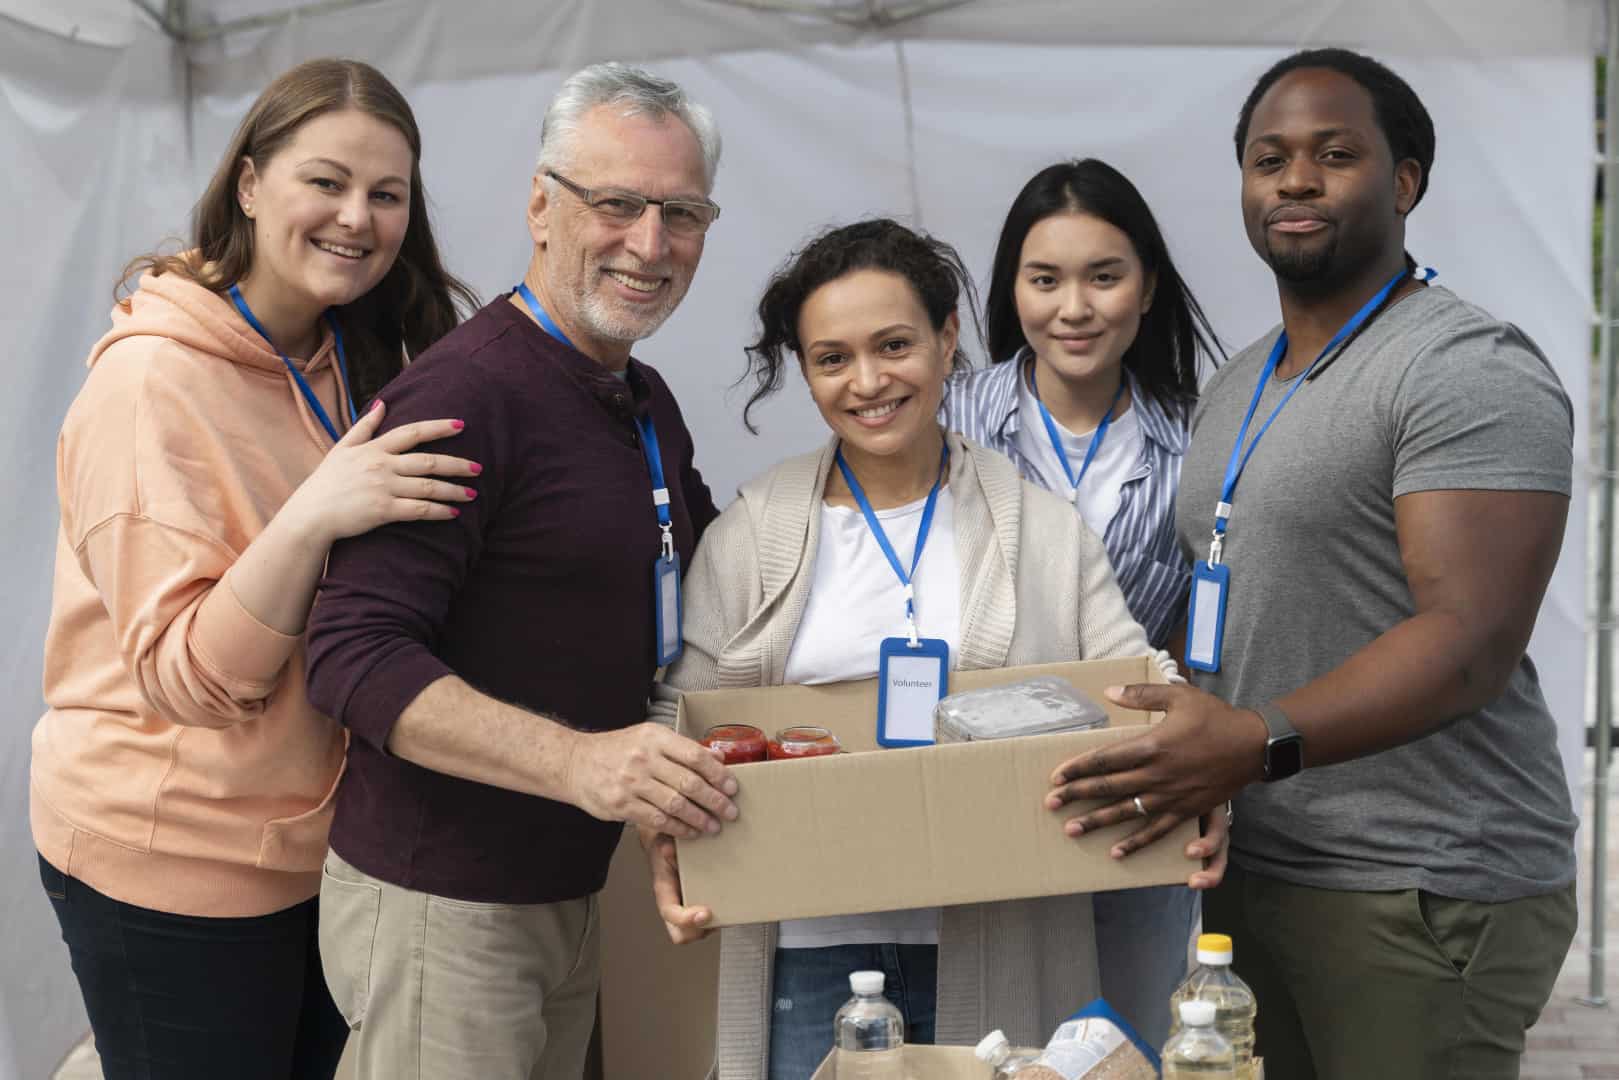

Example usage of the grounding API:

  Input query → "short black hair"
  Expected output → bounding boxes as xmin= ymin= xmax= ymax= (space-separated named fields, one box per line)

xmin=984 ymin=159 xmax=1222 ymax=423
xmin=1233 ymin=48 xmax=1436 ymax=210
xmin=741 ymin=218 xmax=979 ymax=434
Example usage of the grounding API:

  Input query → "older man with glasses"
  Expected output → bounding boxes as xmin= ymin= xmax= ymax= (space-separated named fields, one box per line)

xmin=304 ymin=63 xmax=732 ymax=1079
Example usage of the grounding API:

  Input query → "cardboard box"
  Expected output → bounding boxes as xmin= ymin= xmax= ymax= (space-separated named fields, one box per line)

xmin=811 ymin=1044 xmax=991 ymax=1079
xmin=675 ymin=656 xmax=1197 ymax=927
xmin=810 ymin=1047 xmax=1265 ymax=1079
xmin=598 ymin=825 xmax=719 ymax=1079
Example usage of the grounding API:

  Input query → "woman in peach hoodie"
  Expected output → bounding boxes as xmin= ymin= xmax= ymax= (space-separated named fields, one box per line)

xmin=32 ymin=59 xmax=479 ymax=1080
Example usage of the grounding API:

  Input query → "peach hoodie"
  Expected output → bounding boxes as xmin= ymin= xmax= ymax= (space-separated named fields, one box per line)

xmin=32 ymin=269 xmax=351 ymax=917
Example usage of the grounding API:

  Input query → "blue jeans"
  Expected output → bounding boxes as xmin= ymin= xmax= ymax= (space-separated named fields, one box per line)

xmin=1093 ymin=885 xmax=1199 ymax=1051
xmin=768 ymin=943 xmax=937 ymax=1080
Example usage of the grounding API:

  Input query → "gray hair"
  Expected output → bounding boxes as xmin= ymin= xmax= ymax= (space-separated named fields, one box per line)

xmin=536 ymin=62 xmax=722 ymax=190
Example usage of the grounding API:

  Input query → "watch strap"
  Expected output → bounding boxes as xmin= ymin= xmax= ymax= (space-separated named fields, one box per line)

xmin=1254 ymin=700 xmax=1296 ymax=743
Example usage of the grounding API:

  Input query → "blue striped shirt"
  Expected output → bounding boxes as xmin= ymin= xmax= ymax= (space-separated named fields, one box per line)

xmin=940 ymin=352 xmax=1192 ymax=647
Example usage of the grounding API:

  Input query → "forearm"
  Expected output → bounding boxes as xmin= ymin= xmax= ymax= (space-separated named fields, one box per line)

xmin=1274 ymin=607 xmax=1515 ymax=772
xmin=386 ymin=674 xmax=580 ymax=802
xmin=226 ymin=501 xmax=331 ymax=636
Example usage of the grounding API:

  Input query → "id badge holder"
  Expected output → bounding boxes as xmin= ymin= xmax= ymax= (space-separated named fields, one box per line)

xmin=652 ymin=552 xmax=683 ymax=668
xmin=1186 ymin=558 xmax=1229 ymax=673
xmin=876 ymin=636 xmax=949 ymax=747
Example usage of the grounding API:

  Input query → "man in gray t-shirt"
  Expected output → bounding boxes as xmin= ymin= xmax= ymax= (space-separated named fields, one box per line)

xmin=1047 ymin=49 xmax=1576 ymax=1079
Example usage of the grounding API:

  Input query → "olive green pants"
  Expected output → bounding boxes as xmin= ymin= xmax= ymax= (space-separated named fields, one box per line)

xmin=1203 ymin=860 xmax=1575 ymax=1080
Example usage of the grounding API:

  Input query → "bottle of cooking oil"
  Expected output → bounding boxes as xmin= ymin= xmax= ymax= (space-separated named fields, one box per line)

xmin=1169 ymin=933 xmax=1256 ymax=1068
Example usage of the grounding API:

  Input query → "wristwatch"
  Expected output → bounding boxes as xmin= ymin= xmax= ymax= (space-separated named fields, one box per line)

xmin=1252 ymin=701 xmax=1304 ymax=782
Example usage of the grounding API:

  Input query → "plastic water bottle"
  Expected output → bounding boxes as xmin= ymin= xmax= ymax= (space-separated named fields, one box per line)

xmin=974 ymin=1029 xmax=1042 ymax=1078
xmin=833 ymin=970 xmax=904 ymax=1079
xmin=1162 ymin=1000 xmax=1235 ymax=1077
xmin=1169 ymin=933 xmax=1256 ymax=1066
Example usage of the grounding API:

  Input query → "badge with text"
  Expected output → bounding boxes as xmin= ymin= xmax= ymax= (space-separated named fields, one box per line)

xmin=877 ymin=636 xmax=949 ymax=746
xmin=1186 ymin=559 xmax=1230 ymax=673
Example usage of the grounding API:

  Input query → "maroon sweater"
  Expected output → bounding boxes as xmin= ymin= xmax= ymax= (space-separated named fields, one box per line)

xmin=306 ymin=297 xmax=718 ymax=903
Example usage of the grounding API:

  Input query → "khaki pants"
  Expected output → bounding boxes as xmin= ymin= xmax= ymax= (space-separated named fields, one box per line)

xmin=319 ymin=850 xmax=601 ymax=1080
xmin=1204 ymin=860 xmax=1576 ymax=1080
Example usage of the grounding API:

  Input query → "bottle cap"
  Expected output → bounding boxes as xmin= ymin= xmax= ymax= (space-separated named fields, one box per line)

xmin=1179 ymin=999 xmax=1218 ymax=1027
xmin=974 ymin=1030 xmax=1010 ymax=1062
xmin=1196 ymin=932 xmax=1234 ymax=965
xmin=849 ymin=970 xmax=886 ymax=995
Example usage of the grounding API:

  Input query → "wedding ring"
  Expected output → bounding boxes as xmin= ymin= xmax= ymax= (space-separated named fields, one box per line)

xmin=1132 ymin=796 xmax=1148 ymax=819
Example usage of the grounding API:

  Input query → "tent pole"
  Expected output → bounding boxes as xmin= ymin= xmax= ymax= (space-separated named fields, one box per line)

xmin=1581 ymin=0 xmax=1618 ymax=1014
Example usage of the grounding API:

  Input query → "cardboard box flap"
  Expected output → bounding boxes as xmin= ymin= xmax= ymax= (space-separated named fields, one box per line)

xmin=675 ymin=657 xmax=1194 ymax=927
xmin=811 ymin=1044 xmax=992 ymax=1079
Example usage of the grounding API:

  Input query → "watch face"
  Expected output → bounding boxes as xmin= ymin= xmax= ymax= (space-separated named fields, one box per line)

xmin=1266 ymin=734 xmax=1304 ymax=780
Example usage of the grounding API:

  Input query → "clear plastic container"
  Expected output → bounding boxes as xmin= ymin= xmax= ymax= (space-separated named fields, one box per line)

xmin=933 ymin=677 xmax=1108 ymax=743
xmin=1162 ymin=1000 xmax=1235 ymax=1077
xmin=1168 ymin=934 xmax=1256 ymax=1067
xmin=975 ymin=1029 xmax=1043 ymax=1078
xmin=833 ymin=970 xmax=903 ymax=1079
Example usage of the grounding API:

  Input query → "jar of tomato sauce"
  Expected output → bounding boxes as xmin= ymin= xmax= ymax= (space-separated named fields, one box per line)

xmin=700 ymin=723 xmax=768 ymax=765
xmin=768 ymin=725 xmax=842 ymax=760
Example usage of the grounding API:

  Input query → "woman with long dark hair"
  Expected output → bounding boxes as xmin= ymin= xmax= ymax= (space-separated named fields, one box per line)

xmin=32 ymin=58 xmax=477 ymax=1079
xmin=942 ymin=158 xmax=1226 ymax=1049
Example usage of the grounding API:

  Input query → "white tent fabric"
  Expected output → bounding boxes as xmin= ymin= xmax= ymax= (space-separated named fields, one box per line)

xmin=0 ymin=3 xmax=1601 ymax=1077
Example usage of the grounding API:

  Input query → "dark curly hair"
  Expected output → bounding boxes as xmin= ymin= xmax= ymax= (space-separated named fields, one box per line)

xmin=983 ymin=159 xmax=1222 ymax=424
xmin=741 ymin=218 xmax=980 ymax=434
xmin=1234 ymin=47 xmax=1436 ymax=212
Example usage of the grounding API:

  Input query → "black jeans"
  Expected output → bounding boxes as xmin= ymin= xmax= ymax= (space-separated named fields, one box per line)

xmin=39 ymin=853 xmax=347 ymax=1080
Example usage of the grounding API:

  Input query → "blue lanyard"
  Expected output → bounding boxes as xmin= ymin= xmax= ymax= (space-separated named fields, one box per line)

xmin=1029 ymin=365 xmax=1127 ymax=490
xmin=1209 ymin=267 xmax=1427 ymax=563
xmin=229 ymin=284 xmax=355 ymax=443
xmin=834 ymin=442 xmax=948 ymax=646
xmin=515 ymin=282 xmax=675 ymax=559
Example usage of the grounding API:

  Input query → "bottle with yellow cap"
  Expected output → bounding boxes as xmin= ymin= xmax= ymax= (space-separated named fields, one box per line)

xmin=1168 ymin=934 xmax=1256 ymax=1070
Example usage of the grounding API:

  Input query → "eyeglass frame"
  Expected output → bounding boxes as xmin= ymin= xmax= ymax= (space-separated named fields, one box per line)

xmin=543 ymin=169 xmax=721 ymax=236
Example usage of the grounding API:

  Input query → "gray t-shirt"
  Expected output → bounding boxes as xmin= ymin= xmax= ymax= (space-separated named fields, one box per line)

xmin=1176 ymin=285 xmax=1577 ymax=902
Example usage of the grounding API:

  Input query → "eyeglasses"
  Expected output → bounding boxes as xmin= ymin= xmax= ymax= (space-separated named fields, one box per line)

xmin=545 ymin=170 xmax=721 ymax=237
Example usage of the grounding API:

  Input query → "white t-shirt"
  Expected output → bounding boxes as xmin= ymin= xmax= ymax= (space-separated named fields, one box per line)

xmin=1013 ymin=368 xmax=1144 ymax=539
xmin=776 ymin=488 xmax=961 ymax=949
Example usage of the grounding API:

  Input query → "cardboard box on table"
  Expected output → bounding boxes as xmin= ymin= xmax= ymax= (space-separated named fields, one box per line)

xmin=811 ymin=1044 xmax=990 ymax=1078
xmin=598 ymin=656 xmax=1196 ymax=1079
xmin=809 ymin=1047 xmax=1266 ymax=1079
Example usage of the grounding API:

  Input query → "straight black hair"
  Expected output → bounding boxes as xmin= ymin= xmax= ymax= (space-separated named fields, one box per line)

xmin=741 ymin=217 xmax=980 ymax=433
xmin=983 ymin=159 xmax=1221 ymax=423
xmin=1233 ymin=47 xmax=1436 ymax=211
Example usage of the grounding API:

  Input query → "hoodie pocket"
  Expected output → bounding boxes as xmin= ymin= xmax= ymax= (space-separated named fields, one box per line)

xmin=257 ymin=753 xmax=347 ymax=872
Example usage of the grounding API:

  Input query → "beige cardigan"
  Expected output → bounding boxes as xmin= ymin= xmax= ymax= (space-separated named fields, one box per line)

xmin=657 ymin=432 xmax=1165 ymax=1079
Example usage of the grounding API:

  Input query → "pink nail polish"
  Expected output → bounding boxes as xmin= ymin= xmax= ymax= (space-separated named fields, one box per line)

xmin=450 ymin=507 xmax=461 ymax=518
xmin=450 ymin=419 xmax=465 ymax=431
xmin=464 ymin=488 xmax=478 ymax=499
xmin=469 ymin=462 xmax=483 ymax=475
xmin=370 ymin=399 xmax=383 ymax=412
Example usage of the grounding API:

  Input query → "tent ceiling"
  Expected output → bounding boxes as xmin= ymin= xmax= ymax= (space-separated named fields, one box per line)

xmin=1 ymin=0 xmax=1605 ymax=55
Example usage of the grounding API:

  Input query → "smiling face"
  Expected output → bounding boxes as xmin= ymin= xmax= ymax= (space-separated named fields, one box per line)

xmin=1239 ymin=67 xmax=1419 ymax=286
xmin=235 ymin=107 xmax=413 ymax=324
xmin=1013 ymin=210 xmax=1154 ymax=386
xmin=797 ymin=268 xmax=958 ymax=462
xmin=530 ymin=105 xmax=709 ymax=359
